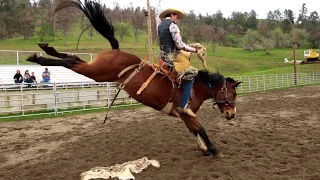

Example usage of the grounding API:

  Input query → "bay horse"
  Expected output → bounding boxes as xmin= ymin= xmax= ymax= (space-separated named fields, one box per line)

xmin=26 ymin=0 xmax=241 ymax=157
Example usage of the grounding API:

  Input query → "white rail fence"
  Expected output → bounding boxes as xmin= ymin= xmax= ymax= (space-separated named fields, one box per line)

xmin=0 ymin=50 xmax=97 ymax=65
xmin=0 ymin=73 xmax=319 ymax=119
xmin=0 ymin=82 xmax=139 ymax=119
xmin=234 ymin=73 xmax=320 ymax=93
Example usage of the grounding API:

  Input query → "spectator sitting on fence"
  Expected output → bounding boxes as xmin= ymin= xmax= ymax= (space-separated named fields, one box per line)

xmin=24 ymin=73 xmax=33 ymax=88
xmin=13 ymin=70 xmax=23 ymax=83
xmin=30 ymin=72 xmax=37 ymax=83
xmin=40 ymin=67 xmax=51 ymax=84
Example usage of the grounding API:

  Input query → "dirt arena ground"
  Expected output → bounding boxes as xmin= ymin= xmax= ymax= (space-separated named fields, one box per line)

xmin=0 ymin=85 xmax=319 ymax=180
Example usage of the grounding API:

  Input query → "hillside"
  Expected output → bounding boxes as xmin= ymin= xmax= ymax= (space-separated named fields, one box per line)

xmin=0 ymin=31 xmax=319 ymax=77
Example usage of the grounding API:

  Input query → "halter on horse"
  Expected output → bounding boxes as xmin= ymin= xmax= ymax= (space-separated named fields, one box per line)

xmin=26 ymin=0 xmax=242 ymax=157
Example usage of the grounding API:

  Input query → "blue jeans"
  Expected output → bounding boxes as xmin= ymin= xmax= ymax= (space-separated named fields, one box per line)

xmin=179 ymin=78 xmax=195 ymax=108
xmin=41 ymin=79 xmax=51 ymax=83
xmin=14 ymin=79 xmax=23 ymax=83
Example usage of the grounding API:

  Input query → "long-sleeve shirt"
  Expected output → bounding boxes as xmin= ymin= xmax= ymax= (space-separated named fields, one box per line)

xmin=168 ymin=21 xmax=196 ymax=52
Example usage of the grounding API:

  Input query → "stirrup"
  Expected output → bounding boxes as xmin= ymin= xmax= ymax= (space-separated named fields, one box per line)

xmin=177 ymin=103 xmax=196 ymax=117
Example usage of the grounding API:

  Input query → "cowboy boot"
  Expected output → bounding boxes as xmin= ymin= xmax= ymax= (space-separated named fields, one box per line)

xmin=176 ymin=79 xmax=196 ymax=117
xmin=177 ymin=102 xmax=197 ymax=117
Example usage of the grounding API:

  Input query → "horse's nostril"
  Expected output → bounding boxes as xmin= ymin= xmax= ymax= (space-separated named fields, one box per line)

xmin=226 ymin=111 xmax=230 ymax=117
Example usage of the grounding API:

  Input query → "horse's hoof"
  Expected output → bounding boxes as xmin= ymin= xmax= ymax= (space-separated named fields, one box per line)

xmin=202 ymin=150 xmax=212 ymax=156
xmin=38 ymin=42 xmax=49 ymax=48
xmin=26 ymin=54 xmax=38 ymax=63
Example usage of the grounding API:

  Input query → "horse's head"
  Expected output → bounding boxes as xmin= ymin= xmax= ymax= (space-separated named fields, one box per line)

xmin=211 ymin=77 xmax=241 ymax=120
xmin=197 ymin=70 xmax=242 ymax=120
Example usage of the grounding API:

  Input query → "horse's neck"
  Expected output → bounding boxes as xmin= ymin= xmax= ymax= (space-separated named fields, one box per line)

xmin=194 ymin=80 xmax=213 ymax=103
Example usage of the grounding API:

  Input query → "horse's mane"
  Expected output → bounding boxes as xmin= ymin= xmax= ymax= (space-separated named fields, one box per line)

xmin=196 ymin=70 xmax=235 ymax=86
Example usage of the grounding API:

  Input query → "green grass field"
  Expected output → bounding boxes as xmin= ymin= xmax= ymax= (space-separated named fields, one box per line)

xmin=1 ymin=28 xmax=319 ymax=121
xmin=0 ymin=28 xmax=319 ymax=77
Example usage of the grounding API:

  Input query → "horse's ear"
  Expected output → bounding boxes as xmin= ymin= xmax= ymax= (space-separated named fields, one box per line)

xmin=234 ymin=81 xmax=242 ymax=88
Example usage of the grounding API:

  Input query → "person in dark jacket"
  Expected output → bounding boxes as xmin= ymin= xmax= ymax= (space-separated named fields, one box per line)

xmin=13 ymin=70 xmax=23 ymax=83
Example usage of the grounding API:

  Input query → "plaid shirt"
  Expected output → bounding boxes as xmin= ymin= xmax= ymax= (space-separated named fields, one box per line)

xmin=166 ymin=18 xmax=196 ymax=52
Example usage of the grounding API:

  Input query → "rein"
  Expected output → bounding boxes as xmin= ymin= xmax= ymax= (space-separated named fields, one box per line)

xmin=208 ymin=79 xmax=235 ymax=107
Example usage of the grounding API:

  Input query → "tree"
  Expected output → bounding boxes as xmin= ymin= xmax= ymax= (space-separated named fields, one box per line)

xmin=114 ymin=22 xmax=132 ymax=42
xmin=212 ymin=10 xmax=226 ymax=29
xmin=305 ymin=11 xmax=320 ymax=32
xmin=131 ymin=7 xmax=145 ymax=45
xmin=17 ymin=2 xmax=36 ymax=42
xmin=272 ymin=28 xmax=291 ymax=48
xmin=310 ymin=29 xmax=320 ymax=48
xmin=273 ymin=9 xmax=282 ymax=28
xmin=230 ymin=11 xmax=247 ymax=30
xmin=36 ymin=0 xmax=55 ymax=41
xmin=243 ymin=29 xmax=275 ymax=54
xmin=298 ymin=3 xmax=308 ymax=23
xmin=55 ymin=0 xmax=77 ymax=46
xmin=281 ymin=9 xmax=294 ymax=33
xmin=266 ymin=10 xmax=276 ymax=30
xmin=242 ymin=29 xmax=259 ymax=51
xmin=258 ymin=21 xmax=271 ymax=38
xmin=246 ymin=10 xmax=258 ymax=30
xmin=0 ymin=0 xmax=20 ymax=40
xmin=293 ymin=28 xmax=309 ymax=48
xmin=37 ymin=21 xmax=54 ymax=42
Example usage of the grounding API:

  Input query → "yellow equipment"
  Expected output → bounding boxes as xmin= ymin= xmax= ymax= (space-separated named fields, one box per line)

xmin=301 ymin=49 xmax=320 ymax=64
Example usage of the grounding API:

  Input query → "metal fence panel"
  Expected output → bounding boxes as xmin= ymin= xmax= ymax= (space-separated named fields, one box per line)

xmin=0 ymin=73 xmax=319 ymax=119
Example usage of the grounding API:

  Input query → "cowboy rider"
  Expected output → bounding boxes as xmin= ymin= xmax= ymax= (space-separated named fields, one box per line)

xmin=157 ymin=8 xmax=199 ymax=117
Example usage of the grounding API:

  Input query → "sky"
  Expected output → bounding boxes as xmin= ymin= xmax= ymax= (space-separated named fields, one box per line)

xmin=99 ymin=0 xmax=319 ymax=19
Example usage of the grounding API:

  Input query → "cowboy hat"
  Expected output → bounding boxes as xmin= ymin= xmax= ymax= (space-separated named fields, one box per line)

xmin=159 ymin=8 xmax=185 ymax=19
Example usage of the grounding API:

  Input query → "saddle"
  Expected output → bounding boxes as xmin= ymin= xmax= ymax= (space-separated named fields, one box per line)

xmin=136 ymin=50 xmax=198 ymax=95
xmin=117 ymin=50 xmax=197 ymax=99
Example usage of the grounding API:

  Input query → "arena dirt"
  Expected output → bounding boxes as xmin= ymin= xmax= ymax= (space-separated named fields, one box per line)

xmin=0 ymin=85 xmax=319 ymax=180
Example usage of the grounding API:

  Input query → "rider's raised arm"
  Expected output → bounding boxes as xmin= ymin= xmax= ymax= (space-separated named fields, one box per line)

xmin=169 ymin=23 xmax=196 ymax=52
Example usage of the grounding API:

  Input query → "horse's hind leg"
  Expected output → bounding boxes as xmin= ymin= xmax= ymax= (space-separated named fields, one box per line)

xmin=180 ymin=114 xmax=223 ymax=157
xmin=26 ymin=53 xmax=85 ymax=69
xmin=38 ymin=43 xmax=75 ymax=59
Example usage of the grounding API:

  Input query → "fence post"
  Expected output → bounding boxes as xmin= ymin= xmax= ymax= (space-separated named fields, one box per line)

xmin=313 ymin=72 xmax=315 ymax=84
xmin=287 ymin=74 xmax=289 ymax=87
xmin=107 ymin=82 xmax=111 ymax=108
xmin=256 ymin=75 xmax=259 ymax=91
xmin=90 ymin=54 xmax=93 ymax=62
xmin=305 ymin=73 xmax=307 ymax=85
xmin=276 ymin=74 xmax=278 ymax=88
xmin=82 ymin=83 xmax=85 ymax=110
xmin=53 ymin=83 xmax=58 ymax=115
xmin=248 ymin=77 xmax=251 ymax=92
xmin=20 ymin=84 xmax=24 ymax=115
xmin=16 ymin=51 xmax=19 ymax=65
xmin=239 ymin=76 xmax=243 ymax=93
xmin=263 ymin=75 xmax=266 ymax=90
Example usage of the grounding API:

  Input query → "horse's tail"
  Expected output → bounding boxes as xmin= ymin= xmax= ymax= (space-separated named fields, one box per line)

xmin=55 ymin=0 xmax=119 ymax=50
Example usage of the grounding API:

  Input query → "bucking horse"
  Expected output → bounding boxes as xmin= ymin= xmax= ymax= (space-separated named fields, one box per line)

xmin=26 ymin=0 xmax=242 ymax=157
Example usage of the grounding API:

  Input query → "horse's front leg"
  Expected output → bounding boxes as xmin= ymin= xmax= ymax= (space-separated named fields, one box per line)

xmin=180 ymin=114 xmax=223 ymax=157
